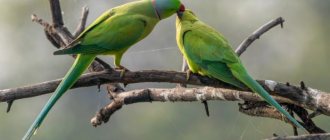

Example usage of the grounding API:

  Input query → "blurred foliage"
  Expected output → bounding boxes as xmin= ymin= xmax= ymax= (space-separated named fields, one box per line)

xmin=0 ymin=0 xmax=329 ymax=140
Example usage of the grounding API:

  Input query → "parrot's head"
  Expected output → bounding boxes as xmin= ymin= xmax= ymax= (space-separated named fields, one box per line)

xmin=176 ymin=9 xmax=198 ymax=25
xmin=152 ymin=0 xmax=185 ymax=20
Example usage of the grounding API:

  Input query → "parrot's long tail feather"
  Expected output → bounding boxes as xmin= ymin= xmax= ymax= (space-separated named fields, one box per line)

xmin=238 ymin=73 xmax=305 ymax=129
xmin=23 ymin=54 xmax=96 ymax=140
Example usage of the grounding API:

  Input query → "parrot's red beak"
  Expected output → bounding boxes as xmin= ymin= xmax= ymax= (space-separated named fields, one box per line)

xmin=179 ymin=3 xmax=185 ymax=12
xmin=177 ymin=3 xmax=185 ymax=19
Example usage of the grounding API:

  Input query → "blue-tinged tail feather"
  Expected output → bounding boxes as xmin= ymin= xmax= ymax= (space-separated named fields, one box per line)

xmin=235 ymin=72 xmax=305 ymax=129
xmin=23 ymin=54 xmax=96 ymax=140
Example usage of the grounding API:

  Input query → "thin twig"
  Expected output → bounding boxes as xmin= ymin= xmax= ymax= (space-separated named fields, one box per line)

xmin=235 ymin=17 xmax=285 ymax=56
xmin=49 ymin=0 xmax=64 ymax=27
xmin=289 ymin=110 xmax=298 ymax=136
xmin=31 ymin=14 xmax=51 ymax=28
xmin=178 ymin=57 xmax=210 ymax=116
xmin=238 ymin=102 xmax=325 ymax=134
xmin=289 ymin=105 xmax=326 ymax=134
xmin=266 ymin=133 xmax=330 ymax=140
xmin=6 ymin=100 xmax=14 ymax=113
xmin=73 ymin=6 xmax=89 ymax=38
xmin=177 ymin=57 xmax=188 ymax=88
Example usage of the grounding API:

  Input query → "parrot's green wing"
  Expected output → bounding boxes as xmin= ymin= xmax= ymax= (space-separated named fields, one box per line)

xmin=183 ymin=28 xmax=240 ymax=63
xmin=67 ymin=9 xmax=116 ymax=47
xmin=182 ymin=29 xmax=245 ymax=88
xmin=177 ymin=10 xmax=304 ymax=129
xmin=204 ymin=62 xmax=245 ymax=88
xmin=54 ymin=11 xmax=147 ymax=55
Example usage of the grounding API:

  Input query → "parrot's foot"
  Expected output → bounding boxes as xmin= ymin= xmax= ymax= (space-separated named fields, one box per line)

xmin=115 ymin=65 xmax=130 ymax=78
xmin=186 ymin=70 xmax=192 ymax=81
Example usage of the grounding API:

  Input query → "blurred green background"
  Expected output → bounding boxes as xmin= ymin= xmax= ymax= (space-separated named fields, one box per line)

xmin=0 ymin=0 xmax=330 ymax=140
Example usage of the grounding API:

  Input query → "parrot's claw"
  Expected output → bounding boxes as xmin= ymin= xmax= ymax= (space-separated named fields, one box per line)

xmin=186 ymin=70 xmax=192 ymax=81
xmin=115 ymin=65 xmax=130 ymax=78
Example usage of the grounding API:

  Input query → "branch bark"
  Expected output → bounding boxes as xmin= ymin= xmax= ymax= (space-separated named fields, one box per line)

xmin=235 ymin=17 xmax=285 ymax=56
xmin=1 ymin=70 xmax=330 ymax=116
xmin=90 ymin=87 xmax=293 ymax=126
xmin=49 ymin=0 xmax=64 ymax=27
xmin=73 ymin=6 xmax=89 ymax=38
xmin=239 ymin=102 xmax=325 ymax=134
xmin=267 ymin=133 xmax=330 ymax=140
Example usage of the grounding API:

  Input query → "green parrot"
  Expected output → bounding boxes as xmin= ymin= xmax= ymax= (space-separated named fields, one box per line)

xmin=23 ymin=0 xmax=185 ymax=139
xmin=176 ymin=10 xmax=304 ymax=129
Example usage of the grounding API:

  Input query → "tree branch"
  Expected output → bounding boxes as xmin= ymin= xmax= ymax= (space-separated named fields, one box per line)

xmin=239 ymin=102 xmax=325 ymax=134
xmin=90 ymin=86 xmax=328 ymax=134
xmin=235 ymin=17 xmax=285 ymax=56
xmin=49 ymin=0 xmax=64 ymax=27
xmin=1 ymin=70 xmax=330 ymax=116
xmin=73 ymin=6 xmax=89 ymax=38
xmin=266 ymin=133 xmax=330 ymax=140
xmin=90 ymin=87 xmax=293 ymax=126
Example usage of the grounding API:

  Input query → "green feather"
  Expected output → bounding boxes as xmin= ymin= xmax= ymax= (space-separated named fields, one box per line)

xmin=176 ymin=10 xmax=305 ymax=129
xmin=23 ymin=54 xmax=96 ymax=140
xmin=24 ymin=0 xmax=183 ymax=139
xmin=231 ymin=67 xmax=304 ymax=129
xmin=54 ymin=16 xmax=148 ymax=55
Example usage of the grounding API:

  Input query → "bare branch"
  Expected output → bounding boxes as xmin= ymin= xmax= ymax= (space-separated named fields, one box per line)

xmin=235 ymin=17 xmax=285 ymax=56
xmin=290 ymin=105 xmax=326 ymax=134
xmin=90 ymin=87 xmax=305 ymax=127
xmin=6 ymin=100 xmax=14 ymax=113
xmin=49 ymin=0 xmax=64 ymax=26
xmin=73 ymin=6 xmax=89 ymax=38
xmin=31 ymin=14 xmax=51 ymax=28
xmin=1 ymin=70 xmax=330 ymax=116
xmin=266 ymin=133 xmax=330 ymax=140
xmin=239 ymin=102 xmax=325 ymax=134
xmin=177 ymin=57 xmax=188 ymax=88
xmin=177 ymin=58 xmax=210 ymax=116
xmin=54 ymin=28 xmax=74 ymax=45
